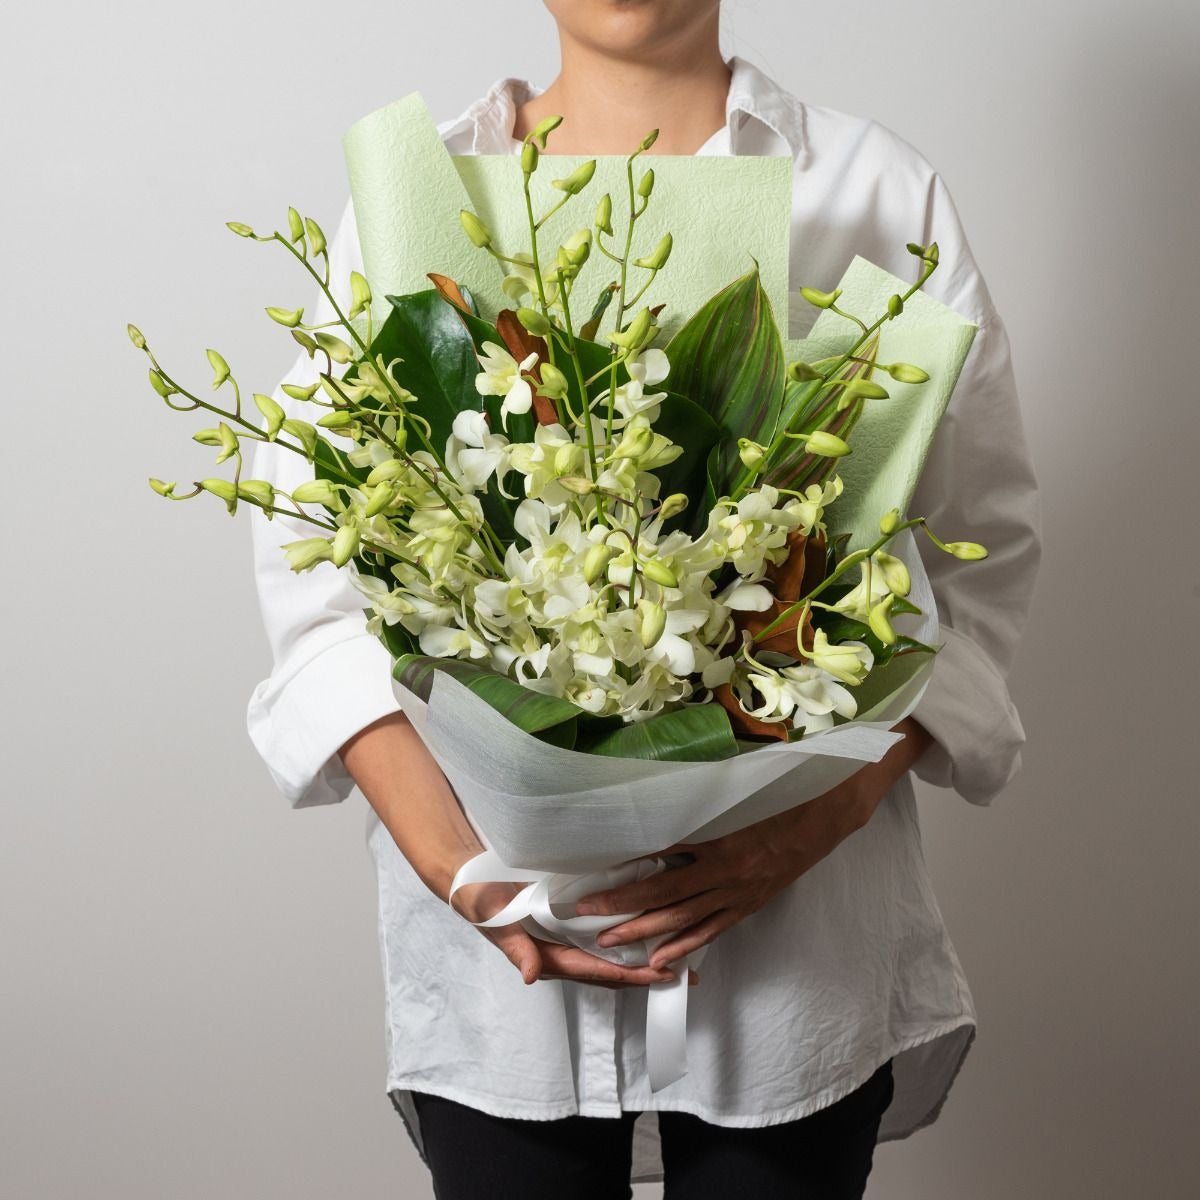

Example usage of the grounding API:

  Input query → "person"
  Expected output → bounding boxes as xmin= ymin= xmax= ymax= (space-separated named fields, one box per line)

xmin=244 ymin=2 xmax=1042 ymax=1196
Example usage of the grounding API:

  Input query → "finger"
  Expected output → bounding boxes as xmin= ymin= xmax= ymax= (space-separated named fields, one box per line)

xmin=486 ymin=926 xmax=543 ymax=985
xmin=594 ymin=889 xmax=726 ymax=949
xmin=538 ymin=941 xmax=676 ymax=987
xmin=647 ymin=909 xmax=739 ymax=969
xmin=575 ymin=860 xmax=714 ymax=916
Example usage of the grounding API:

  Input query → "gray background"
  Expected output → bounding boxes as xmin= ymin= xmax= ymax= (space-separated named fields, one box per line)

xmin=2 ymin=0 xmax=1197 ymax=1196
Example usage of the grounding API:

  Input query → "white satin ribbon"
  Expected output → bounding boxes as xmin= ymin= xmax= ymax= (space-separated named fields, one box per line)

xmin=448 ymin=848 xmax=709 ymax=1092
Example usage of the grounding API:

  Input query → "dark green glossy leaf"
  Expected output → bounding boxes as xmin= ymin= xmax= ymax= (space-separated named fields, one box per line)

xmin=647 ymin=391 xmax=720 ymax=531
xmin=577 ymin=702 xmax=738 ymax=762
xmin=664 ymin=265 xmax=786 ymax=492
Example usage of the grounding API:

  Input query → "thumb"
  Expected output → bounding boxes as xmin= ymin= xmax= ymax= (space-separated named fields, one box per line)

xmin=498 ymin=928 xmax=543 ymax=985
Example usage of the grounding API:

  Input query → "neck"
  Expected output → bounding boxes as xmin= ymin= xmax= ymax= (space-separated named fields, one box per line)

xmin=514 ymin=34 xmax=731 ymax=156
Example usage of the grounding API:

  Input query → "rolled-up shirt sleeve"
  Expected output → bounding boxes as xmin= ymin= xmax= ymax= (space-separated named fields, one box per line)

xmin=245 ymin=194 xmax=403 ymax=808
xmin=906 ymin=173 xmax=1044 ymax=806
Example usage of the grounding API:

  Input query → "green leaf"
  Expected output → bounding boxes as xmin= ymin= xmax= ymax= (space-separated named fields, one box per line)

xmin=663 ymin=265 xmax=786 ymax=491
xmin=392 ymin=654 xmax=583 ymax=745
xmin=577 ymin=702 xmax=738 ymax=762
xmin=647 ymin=391 xmax=720 ymax=530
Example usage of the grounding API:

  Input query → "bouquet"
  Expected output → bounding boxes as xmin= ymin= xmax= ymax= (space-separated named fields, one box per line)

xmin=130 ymin=100 xmax=986 ymax=1090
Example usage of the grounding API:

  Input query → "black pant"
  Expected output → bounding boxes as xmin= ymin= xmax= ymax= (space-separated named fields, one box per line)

xmin=410 ymin=1058 xmax=894 ymax=1199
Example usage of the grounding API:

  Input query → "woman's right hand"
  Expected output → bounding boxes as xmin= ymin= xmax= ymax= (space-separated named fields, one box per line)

xmin=451 ymin=879 xmax=700 ymax=990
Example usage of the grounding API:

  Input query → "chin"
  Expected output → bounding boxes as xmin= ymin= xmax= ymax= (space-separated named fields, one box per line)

xmin=546 ymin=0 xmax=721 ymax=58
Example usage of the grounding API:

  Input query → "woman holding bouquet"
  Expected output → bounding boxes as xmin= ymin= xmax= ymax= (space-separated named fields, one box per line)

xmin=245 ymin=1 xmax=1041 ymax=1196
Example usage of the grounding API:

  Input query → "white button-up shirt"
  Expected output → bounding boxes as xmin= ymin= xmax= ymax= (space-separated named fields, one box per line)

xmin=245 ymin=56 xmax=1042 ymax=1186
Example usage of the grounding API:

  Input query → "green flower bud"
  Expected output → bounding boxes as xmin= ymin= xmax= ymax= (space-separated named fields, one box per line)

xmin=206 ymin=348 xmax=231 ymax=388
xmin=637 ymin=168 xmax=655 ymax=200
xmin=331 ymin=523 xmax=361 ymax=567
xmin=282 ymin=537 xmax=334 ymax=573
xmin=349 ymin=271 xmax=372 ymax=319
xmin=366 ymin=459 xmax=406 ymax=485
xmin=281 ymin=380 xmax=321 ymax=402
xmin=253 ymin=392 xmax=286 ymax=438
xmin=799 ymin=286 xmax=843 ymax=310
xmin=365 ymin=481 xmax=397 ymax=518
xmin=226 ymin=221 xmax=255 ymax=238
xmin=281 ymin=418 xmax=318 ymax=459
xmin=127 ymin=323 xmax=146 ymax=349
xmin=608 ymin=307 xmax=653 ymax=350
xmin=292 ymin=478 xmax=340 ymax=505
xmin=786 ymin=361 xmax=823 ymax=382
xmin=459 ymin=209 xmax=492 ymax=248
xmin=521 ymin=139 xmax=539 ymax=176
xmin=529 ymin=114 xmax=564 ymax=149
xmin=639 ymin=129 xmax=660 ymax=152
xmin=287 ymin=207 xmax=305 ymax=245
xmin=582 ymin=543 xmax=617 ymax=584
xmin=563 ymin=228 xmax=592 ymax=267
xmin=837 ymin=378 xmax=890 ymax=403
xmin=314 ymin=331 xmax=354 ymax=364
xmin=633 ymin=232 xmax=672 ymax=271
xmin=192 ymin=428 xmax=222 ymax=447
xmin=553 ymin=159 xmax=597 ymax=196
xmin=868 ymin=593 xmax=897 ymax=646
xmin=215 ymin=421 xmax=239 ymax=464
xmin=557 ymin=475 xmax=596 ymax=495
xmin=639 ymin=600 xmax=667 ymax=648
xmin=738 ymin=438 xmax=766 ymax=469
xmin=887 ymin=293 xmax=904 ymax=319
xmin=304 ymin=217 xmax=327 ymax=258
xmin=148 ymin=369 xmax=174 ymax=398
xmin=613 ymin=425 xmax=654 ymax=460
xmin=291 ymin=330 xmax=318 ymax=358
xmin=517 ymin=306 xmax=551 ymax=337
xmin=266 ymin=306 xmax=304 ymax=328
xmin=658 ymin=493 xmax=689 ymax=520
xmin=884 ymin=362 xmax=930 ymax=384
xmin=317 ymin=410 xmax=355 ymax=430
xmin=595 ymin=193 xmax=613 ymax=235
xmin=879 ymin=508 xmax=901 ymax=536
xmin=148 ymin=477 xmax=176 ymax=497
xmin=945 ymin=540 xmax=988 ymax=560
xmin=199 ymin=477 xmax=238 ymax=503
xmin=802 ymin=430 xmax=851 ymax=458
xmin=536 ymin=361 xmax=569 ymax=400
xmin=874 ymin=551 xmax=911 ymax=597
xmin=641 ymin=559 xmax=678 ymax=588
xmin=236 ymin=480 xmax=275 ymax=508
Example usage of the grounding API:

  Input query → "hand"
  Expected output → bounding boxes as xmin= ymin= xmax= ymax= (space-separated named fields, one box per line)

xmin=572 ymin=717 xmax=935 ymax=970
xmin=452 ymin=878 xmax=701 ymax=991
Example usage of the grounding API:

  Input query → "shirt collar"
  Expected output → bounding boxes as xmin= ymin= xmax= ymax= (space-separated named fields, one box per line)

xmin=439 ymin=55 xmax=804 ymax=159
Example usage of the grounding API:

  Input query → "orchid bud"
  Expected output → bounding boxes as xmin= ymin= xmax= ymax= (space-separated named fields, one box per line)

xmin=637 ymin=168 xmax=655 ymax=199
xmin=291 ymin=479 xmax=340 ymax=505
xmin=879 ymin=508 xmax=901 ymax=536
xmin=349 ymin=271 xmax=372 ymax=319
xmin=553 ymin=160 xmax=597 ymax=196
xmin=609 ymin=307 xmax=652 ymax=349
xmin=658 ymin=493 xmax=689 ymax=520
xmin=148 ymin=369 xmax=174 ymax=398
xmin=317 ymin=410 xmax=355 ymax=430
xmin=292 ymin=330 xmax=318 ymax=358
xmin=786 ymin=360 xmax=823 ymax=382
xmin=127 ymin=323 xmax=146 ymax=349
xmin=558 ymin=475 xmax=596 ymax=495
xmin=537 ymin=361 xmax=569 ymax=400
xmin=253 ymin=393 xmax=286 ymax=438
xmin=836 ymin=378 xmax=890 ymax=405
xmin=148 ymin=478 xmax=176 ymax=497
xmin=266 ymin=306 xmax=304 ymax=328
xmin=236 ymin=480 xmax=275 ymax=508
xmin=633 ymin=232 xmax=672 ymax=271
xmin=331 ymin=522 xmax=361 ymax=567
xmin=304 ymin=217 xmax=327 ymax=258
xmin=215 ymin=422 xmax=239 ymax=464
xmin=282 ymin=380 xmax=321 ymax=402
xmin=281 ymin=418 xmax=318 ymax=459
xmin=529 ymin=114 xmax=563 ymax=148
xmin=366 ymin=459 xmax=406 ymax=485
xmin=582 ymin=543 xmax=617 ymax=583
xmin=868 ymin=594 xmax=898 ymax=646
xmin=226 ymin=221 xmax=255 ymax=238
xmin=287 ymin=207 xmax=305 ymax=245
xmin=638 ymin=600 xmax=667 ymax=648
xmin=206 ymin=348 xmax=230 ymax=388
xmin=365 ymin=481 xmax=397 ymax=517
xmin=884 ymin=362 xmax=930 ymax=384
xmin=887 ymin=293 xmax=904 ymax=318
xmin=192 ymin=428 xmax=223 ymax=447
xmin=595 ymin=193 xmax=613 ymax=235
xmin=562 ymin=228 xmax=592 ymax=267
xmin=799 ymin=286 xmax=843 ymax=310
xmin=874 ymin=551 xmax=911 ymax=598
xmin=521 ymin=139 xmax=539 ymax=176
xmin=945 ymin=541 xmax=988 ymax=560
xmin=803 ymin=430 xmax=851 ymax=458
xmin=639 ymin=129 xmax=660 ymax=151
xmin=738 ymin=438 xmax=766 ymax=469
xmin=641 ymin=559 xmax=678 ymax=588
xmin=314 ymin=332 xmax=354 ymax=364
xmin=613 ymin=424 xmax=654 ymax=460
xmin=517 ymin=306 xmax=551 ymax=337
xmin=282 ymin=537 xmax=334 ymax=573
xmin=459 ymin=210 xmax=492 ymax=248
xmin=199 ymin=478 xmax=238 ymax=504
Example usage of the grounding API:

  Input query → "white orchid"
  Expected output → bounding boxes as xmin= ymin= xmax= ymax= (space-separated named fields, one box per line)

xmin=474 ymin=341 xmax=538 ymax=430
xmin=445 ymin=408 xmax=512 ymax=494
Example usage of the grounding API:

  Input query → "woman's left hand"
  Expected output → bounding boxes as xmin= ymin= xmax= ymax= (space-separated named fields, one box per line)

xmin=572 ymin=717 xmax=934 ymax=970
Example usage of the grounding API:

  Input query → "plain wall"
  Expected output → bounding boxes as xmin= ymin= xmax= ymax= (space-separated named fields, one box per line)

xmin=2 ymin=1 xmax=1196 ymax=1196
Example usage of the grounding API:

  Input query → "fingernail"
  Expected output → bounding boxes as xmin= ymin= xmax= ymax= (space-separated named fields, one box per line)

xmin=596 ymin=934 xmax=614 ymax=947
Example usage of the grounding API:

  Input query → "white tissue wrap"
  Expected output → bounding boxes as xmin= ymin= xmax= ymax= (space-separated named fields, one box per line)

xmin=391 ymin=528 xmax=939 ymax=1091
